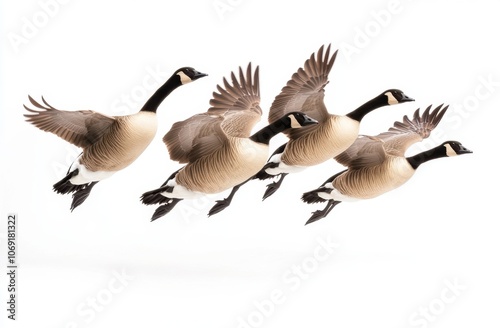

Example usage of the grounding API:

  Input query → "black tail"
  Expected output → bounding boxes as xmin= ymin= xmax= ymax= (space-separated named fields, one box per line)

xmin=255 ymin=160 xmax=281 ymax=181
xmin=302 ymin=188 xmax=330 ymax=204
xmin=255 ymin=168 xmax=274 ymax=180
xmin=53 ymin=169 xmax=83 ymax=194
xmin=142 ymin=169 xmax=181 ymax=205
xmin=141 ymin=186 xmax=171 ymax=205
xmin=302 ymin=169 xmax=347 ymax=203
xmin=255 ymin=143 xmax=287 ymax=180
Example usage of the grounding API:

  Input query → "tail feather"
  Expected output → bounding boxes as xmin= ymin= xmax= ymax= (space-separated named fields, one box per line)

xmin=141 ymin=186 xmax=170 ymax=205
xmin=255 ymin=169 xmax=273 ymax=180
xmin=302 ymin=187 xmax=331 ymax=204
xmin=53 ymin=169 xmax=83 ymax=194
xmin=255 ymin=160 xmax=280 ymax=181
xmin=255 ymin=143 xmax=287 ymax=180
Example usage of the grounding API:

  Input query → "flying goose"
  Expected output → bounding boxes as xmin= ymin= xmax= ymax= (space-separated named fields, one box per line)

xmin=301 ymin=104 xmax=472 ymax=225
xmin=207 ymin=44 xmax=413 ymax=216
xmin=24 ymin=67 xmax=207 ymax=211
xmin=140 ymin=64 xmax=318 ymax=221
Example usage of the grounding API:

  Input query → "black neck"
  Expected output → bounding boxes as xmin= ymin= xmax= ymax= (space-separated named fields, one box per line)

xmin=406 ymin=146 xmax=447 ymax=169
xmin=249 ymin=116 xmax=292 ymax=145
xmin=346 ymin=95 xmax=388 ymax=121
xmin=140 ymin=75 xmax=181 ymax=113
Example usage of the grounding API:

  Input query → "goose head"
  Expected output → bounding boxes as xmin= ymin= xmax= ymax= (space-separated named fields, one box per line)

xmin=346 ymin=89 xmax=414 ymax=122
xmin=286 ymin=112 xmax=319 ymax=128
xmin=383 ymin=89 xmax=414 ymax=105
xmin=407 ymin=140 xmax=472 ymax=169
xmin=442 ymin=141 xmax=473 ymax=156
xmin=175 ymin=67 xmax=208 ymax=85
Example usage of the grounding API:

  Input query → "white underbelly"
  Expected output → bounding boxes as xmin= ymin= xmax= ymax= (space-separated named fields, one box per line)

xmin=161 ymin=177 xmax=205 ymax=199
xmin=69 ymin=155 xmax=117 ymax=185
xmin=265 ymin=153 xmax=307 ymax=175
xmin=176 ymin=139 xmax=269 ymax=194
xmin=317 ymin=183 xmax=361 ymax=202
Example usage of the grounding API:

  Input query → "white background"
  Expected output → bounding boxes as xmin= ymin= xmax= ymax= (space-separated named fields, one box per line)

xmin=1 ymin=1 xmax=498 ymax=327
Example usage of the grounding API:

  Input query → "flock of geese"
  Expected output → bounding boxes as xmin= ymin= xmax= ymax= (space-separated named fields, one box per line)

xmin=24 ymin=45 xmax=472 ymax=225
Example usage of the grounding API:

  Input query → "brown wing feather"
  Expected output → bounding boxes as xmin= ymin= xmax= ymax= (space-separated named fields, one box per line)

xmin=334 ymin=136 xmax=387 ymax=169
xmin=335 ymin=105 xmax=448 ymax=168
xmin=376 ymin=104 xmax=448 ymax=157
xmin=208 ymin=64 xmax=262 ymax=118
xmin=24 ymin=96 xmax=116 ymax=148
xmin=268 ymin=44 xmax=337 ymax=126
xmin=163 ymin=114 xmax=226 ymax=164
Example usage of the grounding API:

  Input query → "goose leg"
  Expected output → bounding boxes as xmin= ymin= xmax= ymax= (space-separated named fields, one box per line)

xmin=208 ymin=179 xmax=250 ymax=217
xmin=305 ymin=200 xmax=341 ymax=225
xmin=151 ymin=198 xmax=182 ymax=221
xmin=70 ymin=181 xmax=98 ymax=211
xmin=262 ymin=173 xmax=288 ymax=201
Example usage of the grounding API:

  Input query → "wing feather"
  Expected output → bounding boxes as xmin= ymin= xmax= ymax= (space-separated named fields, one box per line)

xmin=24 ymin=96 xmax=116 ymax=148
xmin=268 ymin=44 xmax=338 ymax=126
xmin=335 ymin=105 xmax=448 ymax=168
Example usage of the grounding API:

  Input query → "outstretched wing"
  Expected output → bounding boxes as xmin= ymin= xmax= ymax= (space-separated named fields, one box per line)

xmin=24 ymin=96 xmax=116 ymax=148
xmin=335 ymin=104 xmax=448 ymax=169
xmin=163 ymin=113 xmax=226 ymax=163
xmin=376 ymin=104 xmax=448 ymax=156
xmin=268 ymin=44 xmax=337 ymax=127
xmin=163 ymin=64 xmax=262 ymax=163
xmin=209 ymin=64 xmax=262 ymax=137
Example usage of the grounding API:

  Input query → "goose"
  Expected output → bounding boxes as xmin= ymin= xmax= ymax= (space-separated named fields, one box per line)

xmin=140 ymin=64 xmax=318 ymax=221
xmin=207 ymin=44 xmax=413 ymax=216
xmin=301 ymin=104 xmax=472 ymax=225
xmin=24 ymin=67 xmax=207 ymax=211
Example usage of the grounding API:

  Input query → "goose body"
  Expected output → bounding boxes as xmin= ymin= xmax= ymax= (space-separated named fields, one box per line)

xmin=302 ymin=105 xmax=473 ymax=225
xmin=174 ymin=138 xmax=269 ymax=194
xmin=317 ymin=156 xmax=415 ymax=202
xmin=140 ymin=64 xmax=318 ymax=221
xmin=24 ymin=67 xmax=207 ymax=210
xmin=280 ymin=115 xmax=360 ymax=167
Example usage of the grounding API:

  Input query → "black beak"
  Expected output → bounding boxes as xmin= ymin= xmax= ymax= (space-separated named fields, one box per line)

xmin=193 ymin=70 xmax=208 ymax=80
xmin=302 ymin=116 xmax=319 ymax=126
xmin=458 ymin=145 xmax=473 ymax=154
xmin=399 ymin=93 xmax=415 ymax=103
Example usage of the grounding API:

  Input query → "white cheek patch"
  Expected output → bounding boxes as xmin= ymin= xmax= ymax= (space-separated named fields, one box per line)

xmin=385 ymin=92 xmax=398 ymax=105
xmin=289 ymin=115 xmax=301 ymax=128
xmin=444 ymin=144 xmax=457 ymax=156
xmin=177 ymin=71 xmax=192 ymax=84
